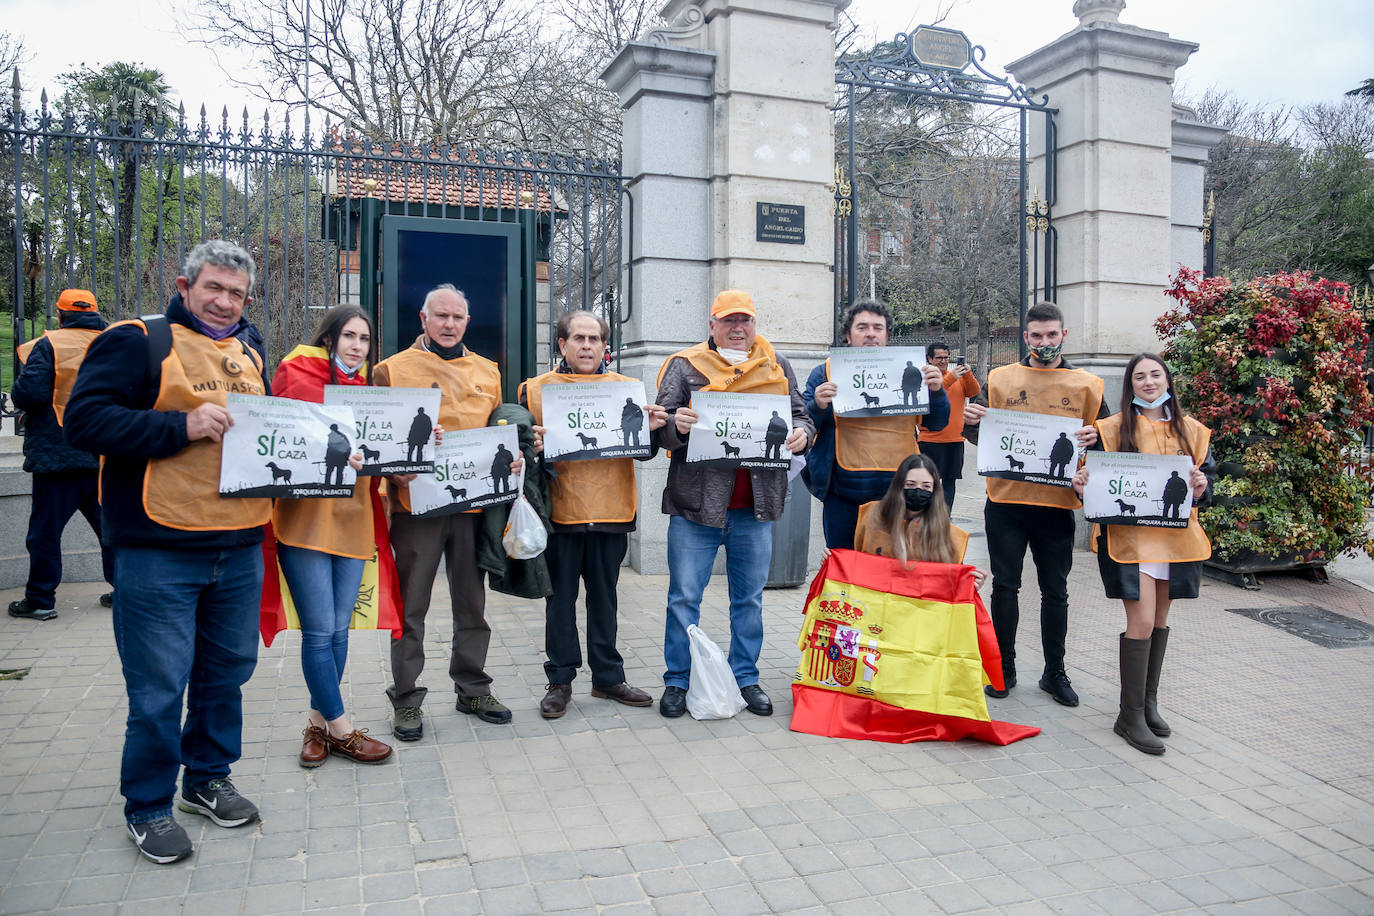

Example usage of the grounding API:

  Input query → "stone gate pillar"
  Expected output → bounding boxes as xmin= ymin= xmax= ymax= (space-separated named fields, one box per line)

xmin=603 ymin=0 xmax=847 ymax=573
xmin=1007 ymin=0 xmax=1222 ymax=393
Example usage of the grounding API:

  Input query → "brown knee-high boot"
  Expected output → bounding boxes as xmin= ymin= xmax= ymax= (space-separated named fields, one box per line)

xmin=1115 ymin=634 xmax=1165 ymax=755
xmin=1144 ymin=627 xmax=1171 ymax=737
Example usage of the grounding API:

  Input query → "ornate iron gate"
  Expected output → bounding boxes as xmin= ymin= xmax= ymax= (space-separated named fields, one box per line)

xmin=834 ymin=26 xmax=1057 ymax=361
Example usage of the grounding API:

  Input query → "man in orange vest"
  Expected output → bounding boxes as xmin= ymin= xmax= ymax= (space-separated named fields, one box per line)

xmin=520 ymin=310 xmax=667 ymax=718
xmin=375 ymin=284 xmax=520 ymax=739
xmin=65 ymin=241 xmax=270 ymax=865
xmin=654 ymin=290 xmax=815 ymax=719
xmin=8 ymin=289 xmax=112 ymax=620
xmin=920 ymin=340 xmax=981 ymax=510
xmin=963 ymin=301 xmax=1107 ymax=707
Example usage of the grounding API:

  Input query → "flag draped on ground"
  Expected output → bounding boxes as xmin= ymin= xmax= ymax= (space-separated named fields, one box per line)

xmin=790 ymin=549 xmax=1039 ymax=745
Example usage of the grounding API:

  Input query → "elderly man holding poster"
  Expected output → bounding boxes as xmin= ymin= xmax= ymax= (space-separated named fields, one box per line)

xmin=653 ymin=290 xmax=814 ymax=719
xmin=803 ymin=299 xmax=949 ymax=549
xmin=519 ymin=310 xmax=667 ymax=719
xmin=374 ymin=283 xmax=520 ymax=739
xmin=64 ymin=240 xmax=269 ymax=865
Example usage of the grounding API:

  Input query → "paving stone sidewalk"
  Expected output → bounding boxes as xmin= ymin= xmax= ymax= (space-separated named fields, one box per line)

xmin=3 ymin=506 xmax=1374 ymax=913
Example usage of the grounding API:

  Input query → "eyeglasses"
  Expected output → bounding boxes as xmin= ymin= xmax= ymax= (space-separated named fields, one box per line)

xmin=929 ymin=355 xmax=950 ymax=362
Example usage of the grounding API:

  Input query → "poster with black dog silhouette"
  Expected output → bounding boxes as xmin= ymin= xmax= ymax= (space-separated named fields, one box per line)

xmin=976 ymin=408 xmax=1082 ymax=489
xmin=324 ymin=385 xmax=442 ymax=476
xmin=1082 ymin=451 xmax=1193 ymax=529
xmin=540 ymin=380 xmax=651 ymax=461
xmin=219 ymin=394 xmax=358 ymax=498
xmin=685 ymin=391 xmax=793 ymax=470
xmin=828 ymin=346 xmax=929 ymax=417
xmin=409 ymin=425 xmax=521 ymax=517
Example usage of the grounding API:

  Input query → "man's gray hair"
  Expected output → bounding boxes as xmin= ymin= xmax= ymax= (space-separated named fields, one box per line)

xmin=182 ymin=240 xmax=256 ymax=290
xmin=422 ymin=283 xmax=467 ymax=313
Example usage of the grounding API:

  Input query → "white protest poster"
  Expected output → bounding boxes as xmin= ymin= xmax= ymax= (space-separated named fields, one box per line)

xmin=1083 ymin=451 xmax=1194 ymax=529
xmin=976 ymin=407 xmax=1083 ymax=489
xmin=541 ymin=380 xmax=651 ymax=461
xmin=408 ymin=425 xmax=521 ymax=517
xmin=828 ymin=346 xmax=929 ymax=417
xmin=685 ymin=391 xmax=793 ymax=470
xmin=324 ymin=385 xmax=442 ymax=476
xmin=220 ymin=393 xmax=357 ymax=498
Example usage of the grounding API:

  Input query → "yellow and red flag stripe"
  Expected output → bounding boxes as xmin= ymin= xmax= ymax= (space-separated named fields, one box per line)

xmin=790 ymin=549 xmax=1039 ymax=745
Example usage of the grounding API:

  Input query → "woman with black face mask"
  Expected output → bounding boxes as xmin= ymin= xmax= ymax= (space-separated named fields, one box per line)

xmin=853 ymin=453 xmax=986 ymax=589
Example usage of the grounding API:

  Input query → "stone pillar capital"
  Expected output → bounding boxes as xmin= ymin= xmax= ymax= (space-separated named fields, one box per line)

xmin=600 ymin=42 xmax=717 ymax=108
xmin=1008 ymin=22 xmax=1197 ymax=89
xmin=1072 ymin=0 xmax=1126 ymax=26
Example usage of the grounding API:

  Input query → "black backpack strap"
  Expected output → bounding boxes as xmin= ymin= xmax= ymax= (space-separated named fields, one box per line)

xmin=141 ymin=314 xmax=172 ymax=385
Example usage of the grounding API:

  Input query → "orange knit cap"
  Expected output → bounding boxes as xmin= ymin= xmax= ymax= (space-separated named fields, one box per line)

xmin=56 ymin=289 xmax=98 ymax=312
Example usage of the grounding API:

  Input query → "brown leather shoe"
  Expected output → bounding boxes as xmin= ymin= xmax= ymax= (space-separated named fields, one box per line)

xmin=325 ymin=729 xmax=393 ymax=764
xmin=299 ymin=726 xmax=329 ymax=768
xmin=591 ymin=682 xmax=653 ymax=707
xmin=540 ymin=684 xmax=572 ymax=719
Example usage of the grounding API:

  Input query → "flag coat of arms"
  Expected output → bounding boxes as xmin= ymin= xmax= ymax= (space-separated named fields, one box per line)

xmin=790 ymin=549 xmax=1039 ymax=745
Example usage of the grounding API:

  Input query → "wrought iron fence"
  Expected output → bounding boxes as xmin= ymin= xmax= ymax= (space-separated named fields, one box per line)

xmin=3 ymin=84 xmax=626 ymax=376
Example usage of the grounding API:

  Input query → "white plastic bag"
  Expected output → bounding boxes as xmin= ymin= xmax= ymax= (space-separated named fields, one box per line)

xmin=502 ymin=466 xmax=547 ymax=559
xmin=685 ymin=624 xmax=747 ymax=720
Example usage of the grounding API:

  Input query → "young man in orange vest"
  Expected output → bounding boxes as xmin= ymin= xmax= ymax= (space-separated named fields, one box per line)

xmin=963 ymin=302 xmax=1107 ymax=707
xmin=519 ymin=310 xmax=667 ymax=718
xmin=65 ymin=241 xmax=269 ymax=865
xmin=9 ymin=289 xmax=112 ymax=620
xmin=920 ymin=340 xmax=981 ymax=510
xmin=375 ymin=284 xmax=521 ymax=739
xmin=654 ymin=290 xmax=815 ymax=718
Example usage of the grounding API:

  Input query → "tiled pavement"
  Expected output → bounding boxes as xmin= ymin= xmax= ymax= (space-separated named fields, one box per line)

xmin=3 ymin=492 xmax=1374 ymax=913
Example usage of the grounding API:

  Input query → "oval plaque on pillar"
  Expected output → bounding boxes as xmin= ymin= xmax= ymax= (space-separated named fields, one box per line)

xmin=909 ymin=26 xmax=972 ymax=72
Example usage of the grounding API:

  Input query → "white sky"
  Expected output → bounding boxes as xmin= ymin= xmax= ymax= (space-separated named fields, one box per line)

xmin=3 ymin=0 xmax=1372 ymax=119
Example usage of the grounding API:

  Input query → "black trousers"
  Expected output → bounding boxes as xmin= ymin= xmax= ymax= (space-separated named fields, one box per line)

xmin=919 ymin=440 xmax=964 ymax=510
xmin=544 ymin=530 xmax=628 ymax=688
xmin=26 ymin=469 xmax=114 ymax=609
xmin=984 ymin=499 xmax=1074 ymax=674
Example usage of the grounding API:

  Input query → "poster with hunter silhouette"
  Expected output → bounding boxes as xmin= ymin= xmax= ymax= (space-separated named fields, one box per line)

xmin=976 ymin=408 xmax=1082 ymax=489
xmin=829 ymin=346 xmax=929 ymax=417
xmin=408 ymin=425 xmax=520 ymax=517
xmin=540 ymin=380 xmax=651 ymax=460
xmin=685 ymin=391 xmax=792 ymax=469
xmin=219 ymin=393 xmax=358 ymax=498
xmin=324 ymin=385 xmax=443 ymax=475
xmin=1082 ymin=451 xmax=1193 ymax=528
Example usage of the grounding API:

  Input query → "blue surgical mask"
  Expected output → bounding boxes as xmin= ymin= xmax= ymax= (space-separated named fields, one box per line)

xmin=1132 ymin=392 xmax=1171 ymax=410
xmin=334 ymin=353 xmax=366 ymax=376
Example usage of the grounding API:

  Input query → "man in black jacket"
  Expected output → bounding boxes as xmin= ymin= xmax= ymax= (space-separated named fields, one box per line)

xmin=8 ymin=289 xmax=113 ymax=620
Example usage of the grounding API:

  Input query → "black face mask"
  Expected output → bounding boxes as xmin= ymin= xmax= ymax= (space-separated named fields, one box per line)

xmin=903 ymin=488 xmax=934 ymax=513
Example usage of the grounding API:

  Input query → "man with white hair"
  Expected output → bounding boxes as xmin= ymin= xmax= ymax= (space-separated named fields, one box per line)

xmin=373 ymin=284 xmax=520 ymax=739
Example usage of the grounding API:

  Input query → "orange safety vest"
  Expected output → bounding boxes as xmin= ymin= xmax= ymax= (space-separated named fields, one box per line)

xmin=375 ymin=338 xmax=502 ymax=512
xmin=130 ymin=321 xmax=271 ymax=531
xmin=16 ymin=327 xmax=101 ymax=426
xmin=853 ymin=501 xmax=969 ymax=563
xmin=984 ymin=363 xmax=1103 ymax=510
xmin=659 ymin=334 xmax=790 ymax=396
xmin=520 ymin=371 xmax=639 ymax=526
xmin=822 ymin=358 xmax=919 ymax=472
xmin=271 ymin=344 xmax=376 ymax=558
xmin=1092 ymin=412 xmax=1213 ymax=564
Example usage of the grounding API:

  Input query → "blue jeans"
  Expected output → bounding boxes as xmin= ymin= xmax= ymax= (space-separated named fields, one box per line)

xmin=112 ymin=544 xmax=263 ymax=824
xmin=663 ymin=511 xmax=773 ymax=690
xmin=277 ymin=544 xmax=366 ymax=722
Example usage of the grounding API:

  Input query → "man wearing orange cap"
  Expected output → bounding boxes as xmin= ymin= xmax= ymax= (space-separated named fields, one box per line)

xmin=653 ymin=290 xmax=814 ymax=718
xmin=9 ymin=289 xmax=113 ymax=620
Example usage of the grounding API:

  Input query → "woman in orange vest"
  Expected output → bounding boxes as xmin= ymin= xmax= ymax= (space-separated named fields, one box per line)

xmin=272 ymin=306 xmax=393 ymax=767
xmin=853 ymin=453 xmax=986 ymax=588
xmin=1072 ymin=353 xmax=1213 ymax=756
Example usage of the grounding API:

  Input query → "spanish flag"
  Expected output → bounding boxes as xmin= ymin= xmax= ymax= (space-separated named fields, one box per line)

xmin=790 ymin=549 xmax=1039 ymax=745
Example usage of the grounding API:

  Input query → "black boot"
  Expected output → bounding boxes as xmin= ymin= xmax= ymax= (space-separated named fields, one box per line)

xmin=1144 ymin=627 xmax=1171 ymax=737
xmin=1115 ymin=634 xmax=1164 ymax=755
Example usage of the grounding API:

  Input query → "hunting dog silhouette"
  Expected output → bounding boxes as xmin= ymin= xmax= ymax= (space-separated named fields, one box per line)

xmin=265 ymin=461 xmax=292 ymax=484
xmin=860 ymin=391 xmax=881 ymax=408
xmin=1005 ymin=454 xmax=1024 ymax=472
xmin=1114 ymin=498 xmax=1137 ymax=516
xmin=359 ymin=443 xmax=381 ymax=462
xmin=445 ymin=485 xmax=467 ymax=501
xmin=721 ymin=441 xmax=741 ymax=459
xmin=575 ymin=432 xmax=598 ymax=449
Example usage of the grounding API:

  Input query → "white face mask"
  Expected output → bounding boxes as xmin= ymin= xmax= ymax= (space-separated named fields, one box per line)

xmin=718 ymin=347 xmax=750 ymax=365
